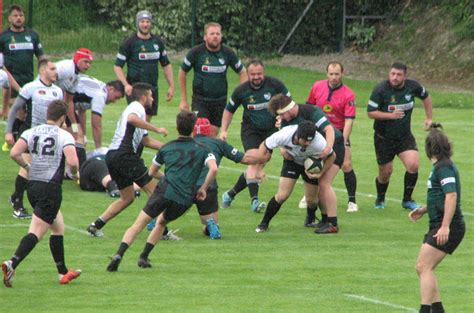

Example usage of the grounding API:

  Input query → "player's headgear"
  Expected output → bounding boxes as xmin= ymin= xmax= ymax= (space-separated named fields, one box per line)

xmin=73 ymin=48 xmax=93 ymax=65
xmin=136 ymin=10 xmax=152 ymax=28
xmin=296 ymin=121 xmax=316 ymax=141
xmin=193 ymin=118 xmax=211 ymax=137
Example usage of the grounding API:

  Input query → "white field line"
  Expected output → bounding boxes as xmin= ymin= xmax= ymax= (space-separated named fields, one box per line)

xmin=344 ymin=294 xmax=417 ymax=312
xmin=0 ymin=222 xmax=89 ymax=235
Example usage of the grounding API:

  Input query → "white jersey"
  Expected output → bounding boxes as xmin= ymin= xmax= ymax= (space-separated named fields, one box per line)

xmin=0 ymin=69 xmax=9 ymax=89
xmin=21 ymin=124 xmax=75 ymax=184
xmin=264 ymin=124 xmax=329 ymax=165
xmin=73 ymin=75 xmax=108 ymax=115
xmin=109 ymin=101 xmax=148 ymax=153
xmin=56 ymin=59 xmax=79 ymax=93
xmin=19 ymin=79 xmax=63 ymax=128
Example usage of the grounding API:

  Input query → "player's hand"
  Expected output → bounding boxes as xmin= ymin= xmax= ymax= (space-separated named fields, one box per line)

xmin=219 ymin=130 xmax=228 ymax=141
xmin=196 ymin=188 xmax=207 ymax=201
xmin=305 ymin=169 xmax=321 ymax=179
xmin=424 ymin=118 xmax=433 ymax=131
xmin=279 ymin=148 xmax=293 ymax=160
xmin=319 ymin=146 xmax=332 ymax=159
xmin=275 ymin=116 xmax=282 ymax=129
xmin=156 ymin=127 xmax=168 ymax=137
xmin=166 ymin=86 xmax=174 ymax=102
xmin=125 ymin=84 xmax=133 ymax=96
xmin=179 ymin=100 xmax=189 ymax=111
xmin=433 ymin=225 xmax=450 ymax=246
xmin=408 ymin=206 xmax=427 ymax=222
xmin=5 ymin=133 xmax=15 ymax=146
xmin=392 ymin=109 xmax=405 ymax=119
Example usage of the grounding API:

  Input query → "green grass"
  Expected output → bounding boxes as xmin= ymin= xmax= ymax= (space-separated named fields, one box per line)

xmin=0 ymin=60 xmax=473 ymax=312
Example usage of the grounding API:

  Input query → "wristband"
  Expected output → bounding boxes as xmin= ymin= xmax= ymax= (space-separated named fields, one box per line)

xmin=71 ymin=123 xmax=79 ymax=132
xmin=22 ymin=163 xmax=31 ymax=170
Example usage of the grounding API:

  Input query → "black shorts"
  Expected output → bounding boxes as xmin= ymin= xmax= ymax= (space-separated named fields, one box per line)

xmin=194 ymin=188 xmax=218 ymax=215
xmin=126 ymin=85 xmax=158 ymax=116
xmin=79 ymin=159 xmax=109 ymax=192
xmin=374 ymin=132 xmax=418 ymax=165
xmin=106 ymin=150 xmax=152 ymax=190
xmin=27 ymin=181 xmax=62 ymax=225
xmin=333 ymin=136 xmax=345 ymax=167
xmin=143 ymin=181 xmax=190 ymax=222
xmin=423 ymin=224 xmax=465 ymax=254
xmin=280 ymin=159 xmax=318 ymax=185
xmin=192 ymin=96 xmax=226 ymax=127
xmin=241 ymin=123 xmax=274 ymax=151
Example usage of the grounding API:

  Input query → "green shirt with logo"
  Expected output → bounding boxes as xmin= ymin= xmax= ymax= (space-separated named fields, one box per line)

xmin=153 ymin=137 xmax=214 ymax=206
xmin=367 ymin=79 xmax=429 ymax=140
xmin=115 ymin=34 xmax=170 ymax=87
xmin=226 ymin=76 xmax=290 ymax=132
xmin=426 ymin=159 xmax=464 ymax=229
xmin=0 ymin=28 xmax=43 ymax=86
xmin=181 ymin=43 xmax=244 ymax=101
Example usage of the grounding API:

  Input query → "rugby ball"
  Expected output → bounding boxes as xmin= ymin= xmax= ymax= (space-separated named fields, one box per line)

xmin=304 ymin=156 xmax=324 ymax=174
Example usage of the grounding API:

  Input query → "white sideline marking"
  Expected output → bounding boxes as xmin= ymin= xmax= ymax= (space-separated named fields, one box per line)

xmin=345 ymin=294 xmax=417 ymax=312
xmin=0 ymin=223 xmax=89 ymax=235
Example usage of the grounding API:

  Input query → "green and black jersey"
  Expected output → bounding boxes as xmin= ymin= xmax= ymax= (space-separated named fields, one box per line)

xmin=181 ymin=43 xmax=244 ymax=101
xmin=0 ymin=28 xmax=43 ymax=86
xmin=368 ymin=79 xmax=429 ymax=140
xmin=194 ymin=135 xmax=244 ymax=189
xmin=426 ymin=159 xmax=464 ymax=229
xmin=282 ymin=104 xmax=342 ymax=139
xmin=152 ymin=137 xmax=215 ymax=206
xmin=226 ymin=77 xmax=290 ymax=132
xmin=115 ymin=34 xmax=170 ymax=87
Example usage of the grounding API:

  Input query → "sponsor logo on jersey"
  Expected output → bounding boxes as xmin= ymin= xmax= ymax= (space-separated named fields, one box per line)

xmin=264 ymin=93 xmax=271 ymax=100
xmin=249 ymin=96 xmax=255 ymax=103
xmin=323 ymin=104 xmax=333 ymax=113
xmin=405 ymin=94 xmax=412 ymax=101
xmin=38 ymin=90 xmax=46 ymax=95
xmin=53 ymin=91 xmax=58 ymax=97
xmin=201 ymin=65 xmax=226 ymax=73
xmin=10 ymin=36 xmax=15 ymax=43
xmin=139 ymin=52 xmax=161 ymax=60
xmin=247 ymin=102 xmax=269 ymax=110
xmin=231 ymin=148 xmax=238 ymax=155
xmin=153 ymin=44 xmax=159 ymax=50
xmin=441 ymin=177 xmax=455 ymax=186
xmin=141 ymin=45 xmax=146 ymax=52
xmin=204 ymin=57 xmax=210 ymax=65
xmin=9 ymin=42 xmax=34 ymax=51
xmin=25 ymin=36 xmax=31 ymax=42
xmin=349 ymin=100 xmax=355 ymax=106
xmin=218 ymin=58 xmax=225 ymax=65
xmin=388 ymin=102 xmax=414 ymax=112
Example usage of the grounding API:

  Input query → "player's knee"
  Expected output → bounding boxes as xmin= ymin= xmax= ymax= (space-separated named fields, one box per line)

xmin=342 ymin=161 xmax=352 ymax=172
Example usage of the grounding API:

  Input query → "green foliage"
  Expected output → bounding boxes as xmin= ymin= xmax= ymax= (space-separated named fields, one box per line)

xmin=346 ymin=22 xmax=376 ymax=50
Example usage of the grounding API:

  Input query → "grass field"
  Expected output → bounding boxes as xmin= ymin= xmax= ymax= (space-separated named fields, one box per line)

xmin=0 ymin=60 xmax=473 ymax=312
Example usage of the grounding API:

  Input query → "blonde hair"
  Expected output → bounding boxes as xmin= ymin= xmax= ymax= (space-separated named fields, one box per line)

xmin=204 ymin=22 xmax=221 ymax=35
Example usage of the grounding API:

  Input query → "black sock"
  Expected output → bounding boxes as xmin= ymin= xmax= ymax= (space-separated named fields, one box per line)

xmin=93 ymin=218 xmax=106 ymax=229
xmin=419 ymin=304 xmax=431 ymax=313
xmin=306 ymin=204 xmax=318 ymax=221
xmin=49 ymin=235 xmax=67 ymax=275
xmin=139 ymin=242 xmax=155 ymax=260
xmin=228 ymin=173 xmax=247 ymax=198
xmin=327 ymin=216 xmax=338 ymax=226
xmin=431 ymin=302 xmax=445 ymax=313
xmin=106 ymin=180 xmax=118 ymax=193
xmin=375 ymin=178 xmax=389 ymax=202
xmin=75 ymin=144 xmax=86 ymax=168
xmin=321 ymin=214 xmax=328 ymax=223
xmin=12 ymin=175 xmax=28 ymax=204
xmin=116 ymin=242 xmax=129 ymax=257
xmin=247 ymin=181 xmax=259 ymax=201
xmin=344 ymin=170 xmax=357 ymax=203
xmin=11 ymin=233 xmax=38 ymax=269
xmin=403 ymin=172 xmax=418 ymax=202
xmin=261 ymin=197 xmax=282 ymax=225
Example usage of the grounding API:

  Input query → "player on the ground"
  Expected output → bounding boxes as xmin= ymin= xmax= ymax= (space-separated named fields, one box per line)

xmin=408 ymin=123 xmax=465 ymax=313
xmin=220 ymin=59 xmax=290 ymax=212
xmin=2 ymin=100 xmax=81 ymax=288
xmin=268 ymin=94 xmax=345 ymax=233
xmin=367 ymin=62 xmax=433 ymax=210
xmin=179 ymin=22 xmax=247 ymax=137
xmin=0 ymin=4 xmax=44 ymax=147
xmin=114 ymin=10 xmax=174 ymax=122
xmin=253 ymin=121 xmax=335 ymax=233
xmin=304 ymin=61 xmax=358 ymax=213
xmin=106 ymin=111 xmax=218 ymax=271
xmin=73 ymin=76 xmax=124 ymax=148
xmin=86 ymin=83 xmax=168 ymax=237
xmin=55 ymin=48 xmax=93 ymax=138
xmin=5 ymin=59 xmax=63 ymax=219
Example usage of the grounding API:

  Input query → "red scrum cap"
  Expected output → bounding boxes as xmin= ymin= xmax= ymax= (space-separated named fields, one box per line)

xmin=73 ymin=48 xmax=93 ymax=65
xmin=193 ymin=118 xmax=211 ymax=136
